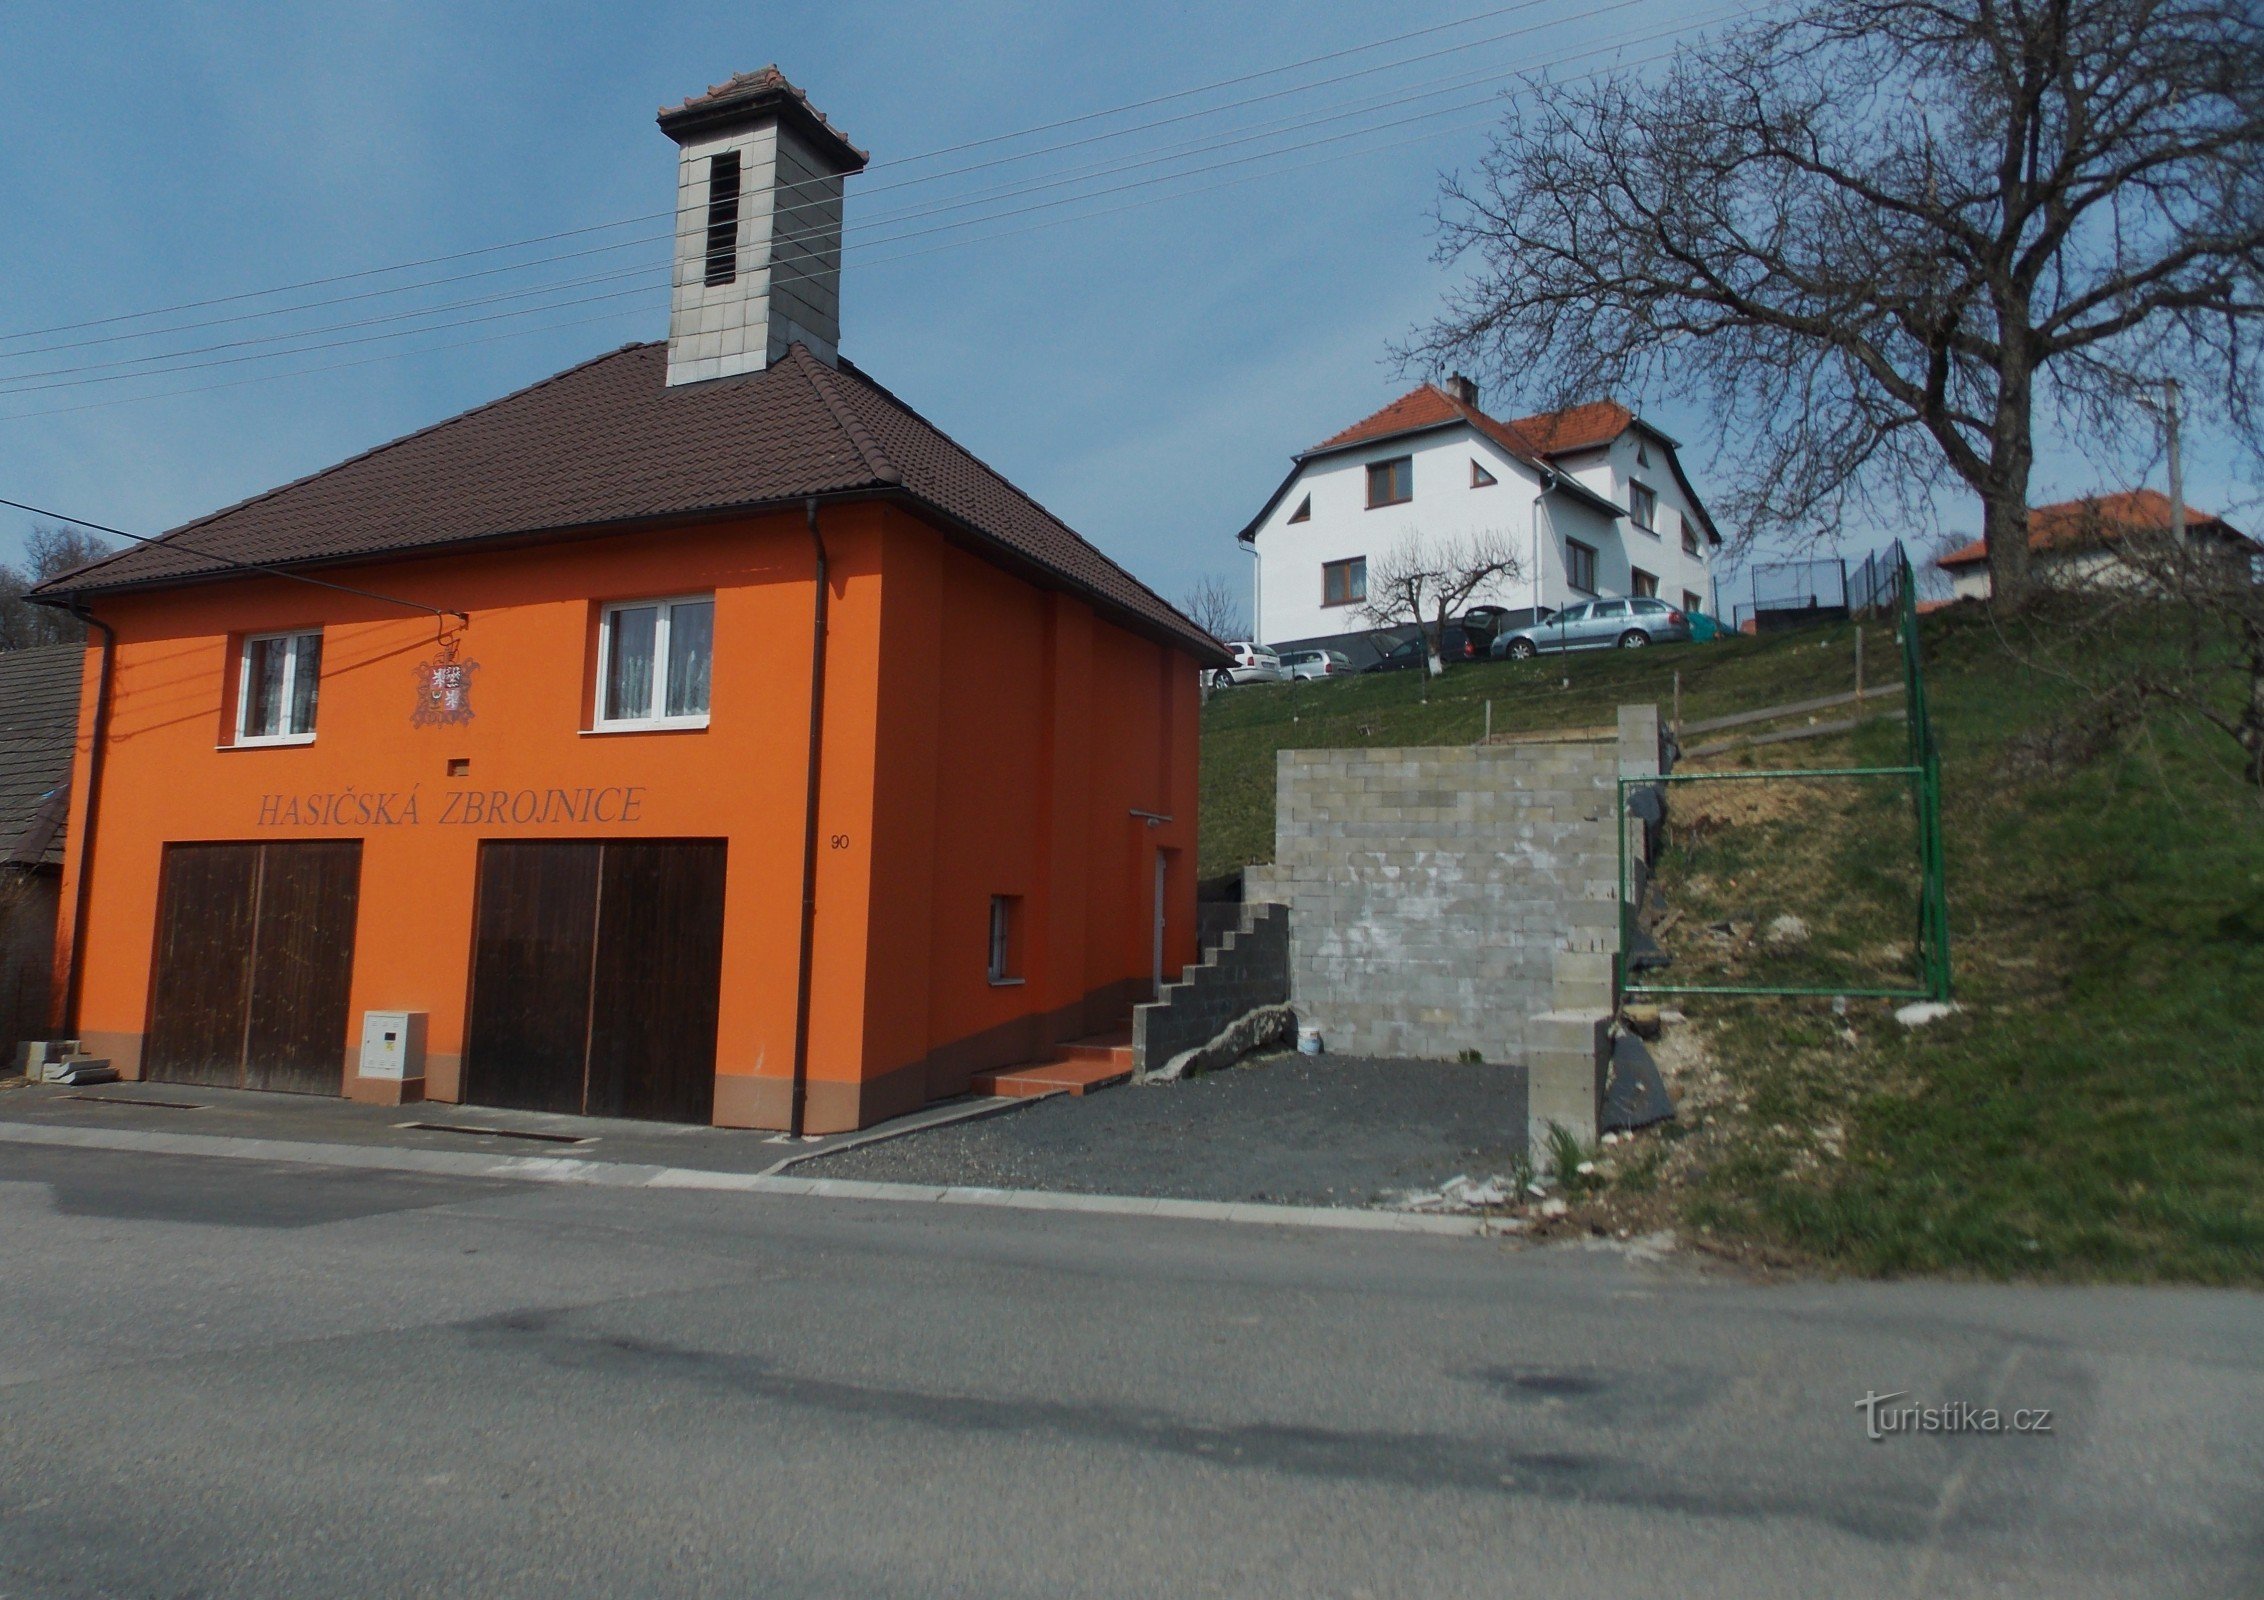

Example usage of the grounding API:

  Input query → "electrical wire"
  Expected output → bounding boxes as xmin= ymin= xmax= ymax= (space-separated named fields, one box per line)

xmin=0 ymin=496 xmax=469 ymax=624
xmin=0 ymin=0 xmax=1700 ymax=350
xmin=0 ymin=7 xmax=1762 ymax=420
xmin=1 ymin=3 xmax=1747 ymax=399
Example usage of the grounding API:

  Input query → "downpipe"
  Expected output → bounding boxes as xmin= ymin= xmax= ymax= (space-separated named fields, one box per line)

xmin=60 ymin=606 xmax=115 ymax=1036
xmin=788 ymin=499 xmax=831 ymax=1138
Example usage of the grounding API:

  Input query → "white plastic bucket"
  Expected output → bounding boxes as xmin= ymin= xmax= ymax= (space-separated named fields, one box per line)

xmin=1297 ymin=1025 xmax=1324 ymax=1056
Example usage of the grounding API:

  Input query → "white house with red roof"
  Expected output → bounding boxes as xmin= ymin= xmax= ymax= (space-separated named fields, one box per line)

xmin=1236 ymin=378 xmax=1721 ymax=656
xmin=1935 ymin=489 xmax=2258 ymax=602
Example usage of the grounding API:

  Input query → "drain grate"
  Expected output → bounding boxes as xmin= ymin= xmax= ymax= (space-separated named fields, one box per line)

xmin=396 ymin=1121 xmax=594 ymax=1146
xmin=65 ymin=1094 xmax=205 ymax=1110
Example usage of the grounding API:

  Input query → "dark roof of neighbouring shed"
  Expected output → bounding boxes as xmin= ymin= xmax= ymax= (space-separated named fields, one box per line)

xmin=0 ymin=643 xmax=81 ymax=868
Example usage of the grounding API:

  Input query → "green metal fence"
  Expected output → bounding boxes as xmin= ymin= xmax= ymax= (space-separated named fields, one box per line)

xmin=1617 ymin=550 xmax=1952 ymax=1003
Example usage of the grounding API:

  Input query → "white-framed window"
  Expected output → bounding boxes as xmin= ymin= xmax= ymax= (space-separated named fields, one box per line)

xmin=235 ymin=630 xmax=322 ymax=745
xmin=1629 ymin=482 xmax=1658 ymax=532
xmin=988 ymin=895 xmax=1023 ymax=984
xmin=596 ymin=595 xmax=714 ymax=730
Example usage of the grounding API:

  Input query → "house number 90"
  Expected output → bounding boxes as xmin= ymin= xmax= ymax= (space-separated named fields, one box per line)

xmin=829 ymin=834 xmax=852 ymax=849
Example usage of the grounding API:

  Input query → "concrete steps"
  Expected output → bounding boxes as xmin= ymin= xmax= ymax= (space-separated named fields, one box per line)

xmin=970 ymin=1031 xmax=1135 ymax=1099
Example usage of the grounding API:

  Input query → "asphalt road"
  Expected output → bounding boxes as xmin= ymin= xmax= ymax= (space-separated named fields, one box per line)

xmin=2 ymin=1142 xmax=2258 ymax=1599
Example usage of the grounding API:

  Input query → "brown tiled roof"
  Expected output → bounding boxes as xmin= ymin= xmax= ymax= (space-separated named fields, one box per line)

xmin=0 ymin=643 xmax=82 ymax=867
xmin=1935 ymin=489 xmax=2250 ymax=568
xmin=34 ymin=342 xmax=1224 ymax=661
xmin=656 ymin=65 xmax=867 ymax=169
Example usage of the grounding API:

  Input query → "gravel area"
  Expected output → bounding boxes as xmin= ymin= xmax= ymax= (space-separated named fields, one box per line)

xmin=796 ymin=1053 xmax=1529 ymax=1208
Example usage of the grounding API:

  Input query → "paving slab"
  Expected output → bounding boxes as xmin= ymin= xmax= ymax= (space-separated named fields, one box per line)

xmin=797 ymin=1051 xmax=1529 ymax=1207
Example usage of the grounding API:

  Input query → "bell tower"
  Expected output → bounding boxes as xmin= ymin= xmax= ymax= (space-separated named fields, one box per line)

xmin=657 ymin=67 xmax=868 ymax=385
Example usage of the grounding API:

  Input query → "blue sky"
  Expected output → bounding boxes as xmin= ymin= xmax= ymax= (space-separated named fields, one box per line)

xmin=0 ymin=1 xmax=2249 ymax=622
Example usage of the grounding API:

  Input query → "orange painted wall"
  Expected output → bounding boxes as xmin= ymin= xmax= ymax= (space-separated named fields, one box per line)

xmin=55 ymin=501 xmax=1202 ymax=1133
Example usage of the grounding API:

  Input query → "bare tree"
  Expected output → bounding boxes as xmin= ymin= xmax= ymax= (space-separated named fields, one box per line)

xmin=0 ymin=525 xmax=114 ymax=649
xmin=1359 ymin=529 xmax=1522 ymax=675
xmin=1405 ymin=0 xmax=2264 ymax=608
xmin=1180 ymin=573 xmax=1248 ymax=643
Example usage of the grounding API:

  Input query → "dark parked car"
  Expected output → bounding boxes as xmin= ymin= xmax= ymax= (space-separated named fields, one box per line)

xmin=1491 ymin=597 xmax=1692 ymax=658
xmin=1363 ymin=625 xmax=1484 ymax=673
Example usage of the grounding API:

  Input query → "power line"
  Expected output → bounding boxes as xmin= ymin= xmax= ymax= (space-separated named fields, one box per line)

xmin=0 ymin=9 xmax=1759 ymax=421
xmin=0 ymin=0 xmax=1672 ymax=350
xmin=0 ymin=496 xmax=470 ymax=625
xmin=2 ymin=2 xmax=1730 ymax=398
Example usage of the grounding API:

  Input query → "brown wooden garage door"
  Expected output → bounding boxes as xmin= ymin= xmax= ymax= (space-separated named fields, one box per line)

xmin=462 ymin=840 xmax=727 ymax=1122
xmin=144 ymin=841 xmax=362 ymax=1094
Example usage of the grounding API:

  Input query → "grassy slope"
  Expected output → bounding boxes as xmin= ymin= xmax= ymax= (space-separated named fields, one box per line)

xmin=1198 ymin=620 xmax=1900 ymax=877
xmin=1199 ymin=612 xmax=2264 ymax=1282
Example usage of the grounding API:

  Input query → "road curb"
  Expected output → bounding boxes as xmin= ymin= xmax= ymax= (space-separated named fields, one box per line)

xmin=0 ymin=1119 xmax=1512 ymax=1238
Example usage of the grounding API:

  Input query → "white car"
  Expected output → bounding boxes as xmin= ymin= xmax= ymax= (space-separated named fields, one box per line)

xmin=1281 ymin=648 xmax=1355 ymax=681
xmin=1210 ymin=642 xmax=1288 ymax=687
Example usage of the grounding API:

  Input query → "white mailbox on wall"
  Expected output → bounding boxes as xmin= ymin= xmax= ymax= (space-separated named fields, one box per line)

xmin=358 ymin=1011 xmax=427 ymax=1082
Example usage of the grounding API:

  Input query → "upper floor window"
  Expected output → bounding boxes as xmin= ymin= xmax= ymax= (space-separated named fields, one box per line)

xmin=704 ymin=152 xmax=742 ymax=287
xmin=1322 ymin=556 xmax=1367 ymax=607
xmin=1470 ymin=459 xmax=1498 ymax=488
xmin=1629 ymin=482 xmax=1658 ymax=532
xmin=1565 ymin=538 xmax=1599 ymax=594
xmin=1366 ymin=456 xmax=1413 ymax=508
xmin=1631 ymin=567 xmax=1660 ymax=598
xmin=598 ymin=596 xmax=714 ymax=730
xmin=1681 ymin=513 xmax=1701 ymax=556
xmin=237 ymin=630 xmax=322 ymax=745
xmin=1287 ymin=494 xmax=1312 ymax=524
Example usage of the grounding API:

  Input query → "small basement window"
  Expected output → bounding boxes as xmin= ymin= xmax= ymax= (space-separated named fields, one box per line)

xmin=597 ymin=596 xmax=714 ymax=730
xmin=1565 ymin=538 xmax=1599 ymax=594
xmin=1631 ymin=567 xmax=1659 ymax=598
xmin=236 ymin=630 xmax=322 ymax=745
xmin=1470 ymin=459 xmax=1498 ymax=488
xmin=1366 ymin=456 xmax=1413 ymax=508
xmin=1629 ymin=482 xmax=1657 ymax=532
xmin=1683 ymin=589 xmax=1705 ymax=616
xmin=1322 ymin=556 xmax=1367 ymax=607
xmin=704 ymin=151 xmax=742 ymax=287
xmin=988 ymin=895 xmax=1023 ymax=984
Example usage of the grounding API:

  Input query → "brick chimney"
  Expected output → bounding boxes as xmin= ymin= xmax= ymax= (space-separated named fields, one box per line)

xmin=657 ymin=67 xmax=868 ymax=385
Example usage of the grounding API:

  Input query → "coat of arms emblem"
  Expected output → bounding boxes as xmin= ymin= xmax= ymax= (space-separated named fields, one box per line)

xmin=412 ymin=637 xmax=478 ymax=727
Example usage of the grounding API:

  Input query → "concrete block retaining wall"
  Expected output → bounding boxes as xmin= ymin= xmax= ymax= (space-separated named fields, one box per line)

xmin=1266 ymin=735 xmax=1626 ymax=1064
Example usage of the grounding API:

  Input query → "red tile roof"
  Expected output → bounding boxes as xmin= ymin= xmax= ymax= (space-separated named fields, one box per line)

xmin=1279 ymin=384 xmax=1714 ymax=545
xmin=1502 ymin=399 xmax=1635 ymax=456
xmin=1311 ymin=387 xmax=1636 ymax=463
xmin=35 ymin=342 xmax=1223 ymax=660
xmin=1935 ymin=489 xmax=2244 ymax=568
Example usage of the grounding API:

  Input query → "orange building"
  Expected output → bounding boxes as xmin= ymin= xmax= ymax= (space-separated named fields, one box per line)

xmin=34 ymin=69 xmax=1223 ymax=1133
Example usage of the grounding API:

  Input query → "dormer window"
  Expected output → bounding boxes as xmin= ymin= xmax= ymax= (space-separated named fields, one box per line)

xmin=1470 ymin=460 xmax=1497 ymax=488
xmin=1366 ymin=456 xmax=1413 ymax=508
xmin=703 ymin=151 xmax=742 ymax=287
xmin=1287 ymin=494 xmax=1312 ymax=524
xmin=1629 ymin=482 xmax=1658 ymax=532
